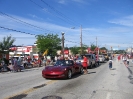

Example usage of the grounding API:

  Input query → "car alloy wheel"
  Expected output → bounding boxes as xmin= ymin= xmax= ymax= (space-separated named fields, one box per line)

xmin=67 ymin=70 xmax=72 ymax=79
xmin=80 ymin=67 xmax=84 ymax=74
xmin=89 ymin=63 xmax=92 ymax=69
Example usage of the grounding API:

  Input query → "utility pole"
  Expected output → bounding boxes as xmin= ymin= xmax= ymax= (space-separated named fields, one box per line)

xmin=62 ymin=32 xmax=65 ymax=59
xmin=96 ymin=36 xmax=99 ymax=56
xmin=96 ymin=36 xmax=97 ymax=47
xmin=80 ymin=25 xmax=83 ymax=55
xmin=111 ymin=46 xmax=113 ymax=57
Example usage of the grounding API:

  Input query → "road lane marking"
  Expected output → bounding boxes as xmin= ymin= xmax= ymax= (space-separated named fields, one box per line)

xmin=4 ymin=80 xmax=57 ymax=99
xmin=106 ymin=92 xmax=111 ymax=99
xmin=45 ymin=80 xmax=57 ymax=85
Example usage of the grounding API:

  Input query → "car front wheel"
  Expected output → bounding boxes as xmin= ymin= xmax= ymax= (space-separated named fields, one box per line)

xmin=89 ymin=63 xmax=93 ymax=69
xmin=79 ymin=67 xmax=84 ymax=74
xmin=67 ymin=70 xmax=72 ymax=79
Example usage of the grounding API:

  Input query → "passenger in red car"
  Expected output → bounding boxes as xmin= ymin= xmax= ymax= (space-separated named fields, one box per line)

xmin=82 ymin=56 xmax=88 ymax=74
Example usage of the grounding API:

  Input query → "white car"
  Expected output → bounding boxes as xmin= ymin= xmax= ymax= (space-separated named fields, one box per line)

xmin=99 ymin=55 xmax=105 ymax=63
xmin=76 ymin=54 xmax=97 ymax=69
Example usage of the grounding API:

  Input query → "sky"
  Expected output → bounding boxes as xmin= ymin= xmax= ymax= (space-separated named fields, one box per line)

xmin=0 ymin=0 xmax=133 ymax=50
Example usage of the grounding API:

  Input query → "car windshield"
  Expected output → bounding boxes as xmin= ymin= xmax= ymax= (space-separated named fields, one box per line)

xmin=81 ymin=55 xmax=91 ymax=59
xmin=77 ymin=57 xmax=82 ymax=60
xmin=54 ymin=60 xmax=73 ymax=66
xmin=99 ymin=56 xmax=102 ymax=58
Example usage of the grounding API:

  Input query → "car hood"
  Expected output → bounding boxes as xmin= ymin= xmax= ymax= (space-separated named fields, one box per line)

xmin=45 ymin=66 xmax=66 ymax=72
xmin=76 ymin=59 xmax=83 ymax=62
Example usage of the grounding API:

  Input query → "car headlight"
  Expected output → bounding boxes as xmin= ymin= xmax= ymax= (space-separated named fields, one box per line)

xmin=62 ymin=68 xmax=67 ymax=71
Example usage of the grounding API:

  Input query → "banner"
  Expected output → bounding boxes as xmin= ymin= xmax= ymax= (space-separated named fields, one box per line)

xmin=43 ymin=49 xmax=48 ymax=56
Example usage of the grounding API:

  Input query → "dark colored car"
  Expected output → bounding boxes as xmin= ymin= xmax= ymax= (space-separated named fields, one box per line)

xmin=42 ymin=60 xmax=84 ymax=79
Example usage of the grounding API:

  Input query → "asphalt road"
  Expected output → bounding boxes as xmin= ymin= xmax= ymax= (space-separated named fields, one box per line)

xmin=0 ymin=57 xmax=133 ymax=99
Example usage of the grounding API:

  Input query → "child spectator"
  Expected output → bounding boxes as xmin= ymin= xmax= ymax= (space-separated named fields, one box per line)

xmin=8 ymin=63 xmax=14 ymax=72
xmin=126 ymin=57 xmax=129 ymax=67
xmin=109 ymin=57 xmax=113 ymax=69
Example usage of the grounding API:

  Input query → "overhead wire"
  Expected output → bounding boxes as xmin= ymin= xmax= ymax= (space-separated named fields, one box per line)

xmin=65 ymin=39 xmax=80 ymax=44
xmin=0 ymin=11 xmax=51 ymax=33
xmin=30 ymin=0 xmax=75 ymax=27
xmin=0 ymin=26 xmax=79 ymax=45
xmin=41 ymin=0 xmax=79 ymax=27
xmin=30 ymin=0 xmax=81 ymax=45
xmin=0 ymin=26 xmax=36 ymax=36
xmin=0 ymin=1 xmax=83 ymax=45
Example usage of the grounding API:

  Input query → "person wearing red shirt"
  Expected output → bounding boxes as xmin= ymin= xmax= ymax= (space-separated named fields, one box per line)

xmin=38 ymin=58 xmax=42 ymax=67
xmin=117 ymin=55 xmax=121 ymax=62
xmin=82 ymin=56 xmax=88 ymax=74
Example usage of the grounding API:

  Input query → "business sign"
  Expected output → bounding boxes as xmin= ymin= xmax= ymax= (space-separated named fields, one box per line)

xmin=64 ymin=50 xmax=69 ymax=54
xmin=10 ymin=46 xmax=32 ymax=52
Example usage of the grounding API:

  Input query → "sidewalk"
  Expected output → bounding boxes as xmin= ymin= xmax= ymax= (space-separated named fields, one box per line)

xmin=127 ymin=59 xmax=133 ymax=84
xmin=0 ymin=65 xmax=45 ymax=74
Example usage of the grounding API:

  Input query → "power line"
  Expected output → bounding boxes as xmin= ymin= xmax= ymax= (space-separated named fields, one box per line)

xmin=65 ymin=39 xmax=80 ymax=44
xmin=0 ymin=26 xmax=36 ymax=35
xmin=0 ymin=11 xmax=50 ymax=32
xmin=30 ymin=0 xmax=78 ymax=27
xmin=0 ymin=25 xmax=81 ymax=46
xmin=41 ymin=0 xmax=79 ymax=25
xmin=41 ymin=0 xmax=78 ymax=26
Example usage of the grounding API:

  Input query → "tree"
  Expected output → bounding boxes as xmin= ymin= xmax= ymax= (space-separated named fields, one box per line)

xmin=0 ymin=35 xmax=15 ymax=53
xmin=70 ymin=44 xmax=88 ymax=55
xmin=35 ymin=33 xmax=61 ymax=56
xmin=90 ymin=44 xmax=96 ymax=51
xmin=100 ymin=47 xmax=107 ymax=50
xmin=81 ymin=44 xmax=88 ymax=54
xmin=0 ymin=35 xmax=15 ymax=56
xmin=69 ymin=46 xmax=80 ymax=55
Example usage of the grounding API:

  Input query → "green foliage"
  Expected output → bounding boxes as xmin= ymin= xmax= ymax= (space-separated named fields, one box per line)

xmin=0 ymin=35 xmax=15 ymax=52
xmin=113 ymin=50 xmax=125 ymax=54
xmin=100 ymin=47 xmax=107 ymax=50
xmin=35 ymin=33 xmax=61 ymax=56
xmin=90 ymin=44 xmax=96 ymax=51
xmin=82 ymin=44 xmax=88 ymax=54
xmin=70 ymin=44 xmax=88 ymax=55
xmin=69 ymin=46 xmax=80 ymax=55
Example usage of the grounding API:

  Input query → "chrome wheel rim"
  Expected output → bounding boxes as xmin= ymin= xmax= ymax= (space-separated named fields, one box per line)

xmin=68 ymin=70 xmax=72 ymax=79
xmin=80 ymin=67 xmax=84 ymax=74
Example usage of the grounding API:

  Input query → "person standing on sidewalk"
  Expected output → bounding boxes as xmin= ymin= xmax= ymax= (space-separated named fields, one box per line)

xmin=82 ymin=56 xmax=88 ymax=74
xmin=117 ymin=55 xmax=121 ymax=62
xmin=126 ymin=57 xmax=129 ymax=67
xmin=13 ymin=58 xmax=18 ymax=72
xmin=109 ymin=57 xmax=113 ymax=69
xmin=122 ymin=54 xmax=127 ymax=66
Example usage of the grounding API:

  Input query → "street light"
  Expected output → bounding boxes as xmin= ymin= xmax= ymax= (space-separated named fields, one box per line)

xmin=80 ymin=25 xmax=83 ymax=54
xmin=71 ymin=25 xmax=83 ymax=55
xmin=62 ymin=32 xmax=65 ymax=59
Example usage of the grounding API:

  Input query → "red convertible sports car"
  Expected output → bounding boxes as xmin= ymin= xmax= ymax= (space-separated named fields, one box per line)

xmin=42 ymin=59 xmax=84 ymax=79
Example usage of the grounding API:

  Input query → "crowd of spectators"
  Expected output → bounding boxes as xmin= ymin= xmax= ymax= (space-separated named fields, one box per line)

xmin=0 ymin=54 xmax=80 ymax=72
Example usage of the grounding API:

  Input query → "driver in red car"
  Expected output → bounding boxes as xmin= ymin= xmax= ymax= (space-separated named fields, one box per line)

xmin=82 ymin=56 xmax=88 ymax=74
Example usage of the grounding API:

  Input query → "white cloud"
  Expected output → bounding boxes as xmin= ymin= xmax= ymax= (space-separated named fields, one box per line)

xmin=72 ymin=0 xmax=86 ymax=4
xmin=108 ymin=15 xmax=133 ymax=27
xmin=57 ymin=0 xmax=89 ymax=5
xmin=0 ymin=14 xmax=133 ymax=49
xmin=58 ymin=0 xmax=66 ymax=4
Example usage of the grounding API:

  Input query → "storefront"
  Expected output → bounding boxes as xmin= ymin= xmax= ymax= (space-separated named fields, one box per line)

xmin=9 ymin=45 xmax=39 ymax=59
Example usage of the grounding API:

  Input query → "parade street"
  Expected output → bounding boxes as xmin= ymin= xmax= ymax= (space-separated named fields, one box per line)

xmin=0 ymin=57 xmax=133 ymax=99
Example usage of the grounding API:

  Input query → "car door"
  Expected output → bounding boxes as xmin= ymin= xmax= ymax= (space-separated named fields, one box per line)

xmin=91 ymin=55 xmax=95 ymax=65
xmin=69 ymin=60 xmax=76 ymax=74
xmin=73 ymin=62 xmax=80 ymax=73
xmin=85 ymin=55 xmax=91 ymax=66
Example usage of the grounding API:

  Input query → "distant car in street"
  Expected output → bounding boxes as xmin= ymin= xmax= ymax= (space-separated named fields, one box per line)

xmin=76 ymin=54 xmax=97 ymax=69
xmin=99 ymin=55 xmax=105 ymax=63
xmin=42 ymin=59 xmax=84 ymax=79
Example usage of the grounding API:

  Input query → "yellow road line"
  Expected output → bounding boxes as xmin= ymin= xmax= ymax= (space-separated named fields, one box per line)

xmin=4 ymin=80 xmax=57 ymax=99
xmin=45 ymin=80 xmax=57 ymax=85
